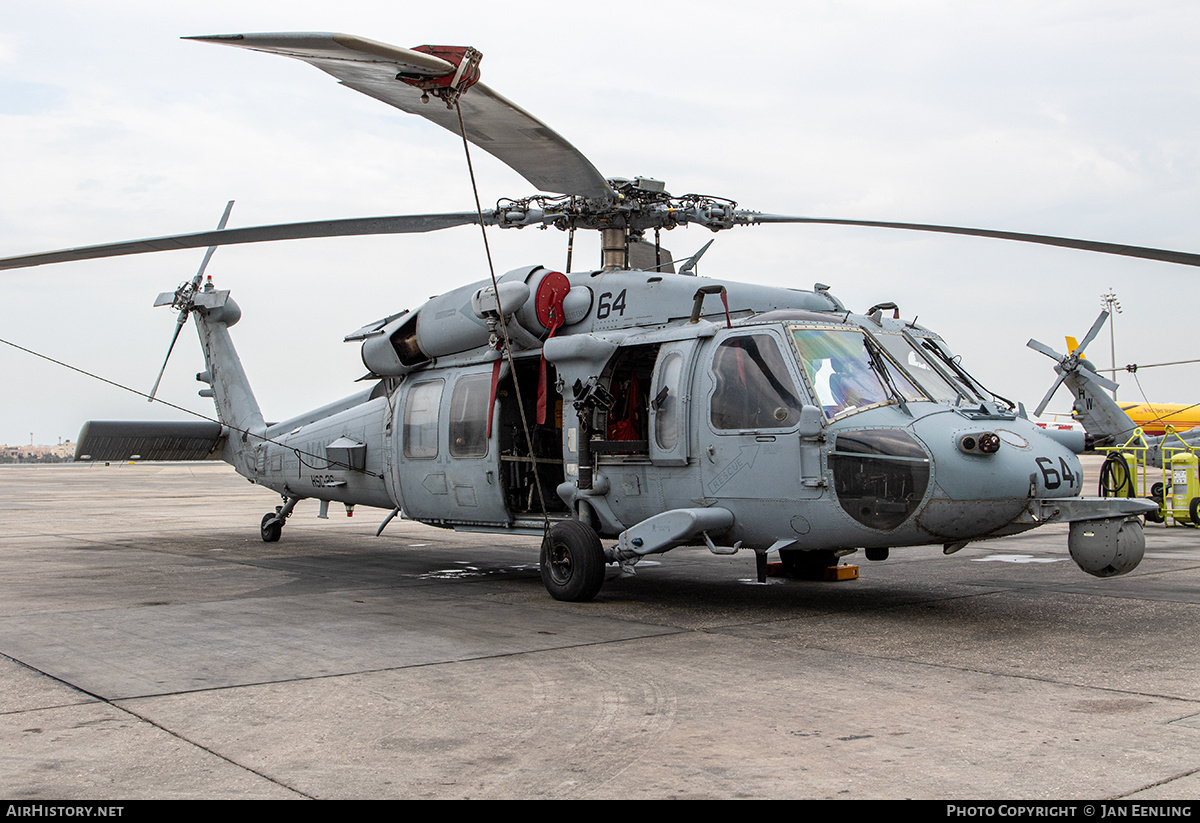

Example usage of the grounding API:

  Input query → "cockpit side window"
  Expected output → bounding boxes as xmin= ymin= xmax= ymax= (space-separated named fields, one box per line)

xmin=710 ymin=334 xmax=804 ymax=430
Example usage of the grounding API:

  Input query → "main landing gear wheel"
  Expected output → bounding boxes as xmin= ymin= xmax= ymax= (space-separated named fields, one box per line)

xmin=540 ymin=520 xmax=605 ymax=602
xmin=261 ymin=512 xmax=283 ymax=543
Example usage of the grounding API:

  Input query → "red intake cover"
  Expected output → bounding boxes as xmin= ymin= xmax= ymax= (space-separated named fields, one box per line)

xmin=401 ymin=45 xmax=482 ymax=92
xmin=533 ymin=271 xmax=569 ymax=426
xmin=534 ymin=271 xmax=570 ymax=333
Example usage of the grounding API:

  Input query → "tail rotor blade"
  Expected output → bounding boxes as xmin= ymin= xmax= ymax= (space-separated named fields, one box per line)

xmin=1084 ymin=369 xmax=1120 ymax=394
xmin=148 ymin=316 xmax=186 ymax=402
xmin=1033 ymin=372 xmax=1067 ymax=418
xmin=1030 ymin=313 xmax=1121 ymax=417
xmin=1076 ymin=311 xmax=1110 ymax=354
xmin=1026 ymin=338 xmax=1065 ymax=361
xmin=148 ymin=201 xmax=236 ymax=402
xmin=190 ymin=200 xmax=235 ymax=286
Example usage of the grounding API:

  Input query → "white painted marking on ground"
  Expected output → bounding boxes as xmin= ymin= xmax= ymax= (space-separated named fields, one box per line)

xmin=971 ymin=554 xmax=1066 ymax=564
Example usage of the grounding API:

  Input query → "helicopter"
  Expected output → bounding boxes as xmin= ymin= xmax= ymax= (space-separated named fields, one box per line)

xmin=8 ymin=31 xmax=1197 ymax=602
xmin=1053 ymin=330 xmax=1200 ymax=437
xmin=1029 ymin=311 xmax=1200 ymax=464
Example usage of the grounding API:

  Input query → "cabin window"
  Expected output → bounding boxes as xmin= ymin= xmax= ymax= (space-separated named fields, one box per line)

xmin=655 ymin=351 xmax=684 ymax=450
xmin=710 ymin=334 xmax=804 ymax=430
xmin=403 ymin=379 xmax=444 ymax=459
xmin=450 ymin=374 xmax=491 ymax=457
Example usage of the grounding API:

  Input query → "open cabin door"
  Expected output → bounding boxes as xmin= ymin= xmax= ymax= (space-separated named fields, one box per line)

xmin=494 ymin=357 xmax=567 ymax=524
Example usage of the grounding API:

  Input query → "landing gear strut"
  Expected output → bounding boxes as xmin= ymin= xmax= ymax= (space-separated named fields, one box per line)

xmin=261 ymin=496 xmax=299 ymax=543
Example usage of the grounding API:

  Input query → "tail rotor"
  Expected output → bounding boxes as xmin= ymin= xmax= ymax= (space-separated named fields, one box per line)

xmin=147 ymin=201 xmax=234 ymax=402
xmin=1026 ymin=311 xmax=1119 ymax=417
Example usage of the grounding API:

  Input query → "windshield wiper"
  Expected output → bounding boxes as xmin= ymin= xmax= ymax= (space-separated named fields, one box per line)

xmin=862 ymin=337 xmax=911 ymax=417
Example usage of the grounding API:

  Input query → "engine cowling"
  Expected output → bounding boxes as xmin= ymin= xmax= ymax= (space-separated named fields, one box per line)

xmin=358 ymin=266 xmax=592 ymax=377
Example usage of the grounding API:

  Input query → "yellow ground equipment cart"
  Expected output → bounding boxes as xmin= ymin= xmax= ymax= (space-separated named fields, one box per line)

xmin=1098 ymin=429 xmax=1200 ymax=526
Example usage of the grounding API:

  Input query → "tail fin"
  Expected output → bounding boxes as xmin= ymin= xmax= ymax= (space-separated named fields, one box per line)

xmin=190 ymin=284 xmax=265 ymax=475
xmin=1061 ymin=364 xmax=1139 ymax=446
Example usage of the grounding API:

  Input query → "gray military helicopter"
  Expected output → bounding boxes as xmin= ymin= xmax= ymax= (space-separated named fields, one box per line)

xmin=9 ymin=31 xmax=1199 ymax=602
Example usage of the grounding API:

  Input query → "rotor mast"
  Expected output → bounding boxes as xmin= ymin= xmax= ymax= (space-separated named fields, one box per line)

xmin=600 ymin=228 xmax=627 ymax=271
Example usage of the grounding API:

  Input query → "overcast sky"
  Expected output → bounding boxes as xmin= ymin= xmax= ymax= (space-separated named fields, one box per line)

xmin=2 ymin=1 xmax=1199 ymax=446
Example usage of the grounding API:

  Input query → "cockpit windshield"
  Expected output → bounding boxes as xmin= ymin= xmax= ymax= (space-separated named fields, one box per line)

xmin=912 ymin=335 xmax=997 ymax=407
xmin=873 ymin=332 xmax=970 ymax=404
xmin=789 ymin=327 xmax=923 ymax=418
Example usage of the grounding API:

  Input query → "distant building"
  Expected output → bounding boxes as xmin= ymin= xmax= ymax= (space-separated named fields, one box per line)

xmin=0 ymin=441 xmax=75 ymax=463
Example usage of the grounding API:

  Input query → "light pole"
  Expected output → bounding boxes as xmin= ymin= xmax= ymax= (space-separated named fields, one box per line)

xmin=1100 ymin=290 xmax=1122 ymax=400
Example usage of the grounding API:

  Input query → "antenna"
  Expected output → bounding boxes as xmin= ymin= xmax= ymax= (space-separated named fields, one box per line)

xmin=1100 ymin=290 xmax=1122 ymax=400
xmin=678 ymin=239 xmax=716 ymax=276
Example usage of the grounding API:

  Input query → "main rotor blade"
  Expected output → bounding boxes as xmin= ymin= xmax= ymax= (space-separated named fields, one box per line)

xmin=741 ymin=214 xmax=1200 ymax=268
xmin=1098 ymin=357 xmax=1200 ymax=373
xmin=187 ymin=33 xmax=614 ymax=204
xmin=0 ymin=212 xmax=483 ymax=271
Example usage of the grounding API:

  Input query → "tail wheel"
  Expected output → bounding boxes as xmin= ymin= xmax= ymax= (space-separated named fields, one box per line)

xmin=261 ymin=512 xmax=283 ymax=543
xmin=540 ymin=520 xmax=605 ymax=602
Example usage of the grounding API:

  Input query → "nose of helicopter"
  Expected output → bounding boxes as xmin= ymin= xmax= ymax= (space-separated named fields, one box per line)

xmin=907 ymin=416 xmax=1084 ymax=540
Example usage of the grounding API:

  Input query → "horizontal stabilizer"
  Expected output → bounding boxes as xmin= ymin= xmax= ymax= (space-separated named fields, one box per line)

xmin=75 ymin=421 xmax=225 ymax=462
